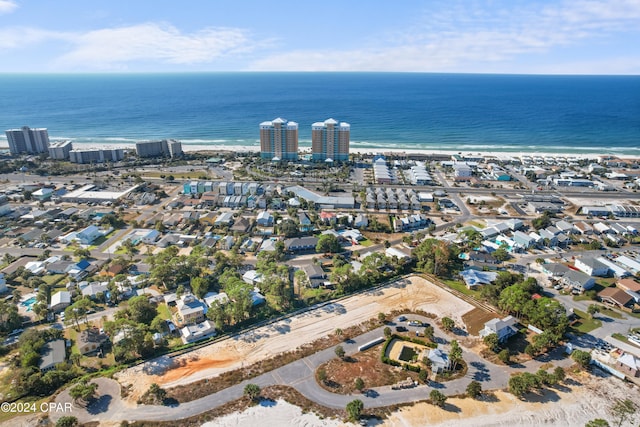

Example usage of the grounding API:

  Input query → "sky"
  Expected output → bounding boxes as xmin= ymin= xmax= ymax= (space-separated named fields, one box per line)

xmin=0 ymin=0 xmax=639 ymax=74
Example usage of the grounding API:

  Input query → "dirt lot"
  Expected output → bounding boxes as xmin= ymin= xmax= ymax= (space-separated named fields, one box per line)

xmin=318 ymin=343 xmax=421 ymax=394
xmin=116 ymin=275 xmax=474 ymax=401
xmin=461 ymin=308 xmax=498 ymax=336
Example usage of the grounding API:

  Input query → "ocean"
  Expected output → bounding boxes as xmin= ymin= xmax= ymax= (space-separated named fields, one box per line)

xmin=0 ymin=72 xmax=639 ymax=155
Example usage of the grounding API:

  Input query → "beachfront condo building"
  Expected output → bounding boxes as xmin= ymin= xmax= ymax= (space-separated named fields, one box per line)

xmin=69 ymin=148 xmax=124 ymax=164
xmin=48 ymin=140 xmax=73 ymax=160
xmin=135 ymin=139 xmax=183 ymax=158
xmin=259 ymin=118 xmax=298 ymax=161
xmin=5 ymin=126 xmax=50 ymax=155
xmin=311 ymin=118 xmax=350 ymax=162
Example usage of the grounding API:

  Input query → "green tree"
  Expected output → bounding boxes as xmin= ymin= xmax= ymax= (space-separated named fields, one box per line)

xmin=450 ymin=340 xmax=463 ymax=370
xmin=498 ymin=349 xmax=511 ymax=364
xmin=335 ymin=345 xmax=346 ymax=359
xmin=316 ymin=234 xmax=342 ymax=254
xmin=429 ymin=389 xmax=447 ymax=407
xmin=55 ymin=416 xmax=79 ymax=427
xmin=377 ymin=312 xmax=386 ymax=324
xmin=147 ymin=383 xmax=167 ymax=404
xmin=441 ymin=317 xmax=455 ymax=332
xmin=346 ymin=399 xmax=364 ymax=422
xmin=610 ymin=399 xmax=636 ymax=427
xmin=413 ymin=238 xmax=461 ymax=277
xmin=423 ymin=325 xmax=435 ymax=341
xmin=466 ymin=380 xmax=482 ymax=399
xmin=69 ymin=379 xmax=98 ymax=405
xmin=483 ymin=333 xmax=500 ymax=353
xmin=384 ymin=326 xmax=392 ymax=338
xmin=127 ymin=295 xmax=158 ymax=324
xmin=354 ymin=377 xmax=365 ymax=392
xmin=585 ymin=420 xmax=609 ymax=427
xmin=553 ymin=366 xmax=566 ymax=383
xmin=317 ymin=368 xmax=327 ymax=384
xmin=572 ymin=350 xmax=591 ymax=369
xmin=493 ymin=247 xmax=510 ymax=262
xmin=243 ymin=383 xmax=261 ymax=402
xmin=190 ymin=276 xmax=209 ymax=299
xmin=587 ymin=304 xmax=600 ymax=319
xmin=279 ymin=219 xmax=298 ymax=238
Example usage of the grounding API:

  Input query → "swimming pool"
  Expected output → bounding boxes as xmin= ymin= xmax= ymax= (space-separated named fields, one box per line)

xmin=20 ymin=296 xmax=37 ymax=312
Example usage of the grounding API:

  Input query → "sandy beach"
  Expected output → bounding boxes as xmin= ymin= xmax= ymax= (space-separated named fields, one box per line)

xmin=3 ymin=140 xmax=633 ymax=162
xmin=198 ymin=373 xmax=640 ymax=427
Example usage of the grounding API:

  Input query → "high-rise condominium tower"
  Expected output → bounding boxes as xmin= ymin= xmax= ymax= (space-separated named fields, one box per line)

xmin=311 ymin=118 xmax=350 ymax=162
xmin=5 ymin=126 xmax=50 ymax=155
xmin=259 ymin=118 xmax=298 ymax=161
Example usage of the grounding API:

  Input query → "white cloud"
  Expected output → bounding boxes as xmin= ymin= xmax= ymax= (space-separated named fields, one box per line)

xmin=54 ymin=23 xmax=259 ymax=69
xmin=0 ymin=0 xmax=17 ymax=15
xmin=249 ymin=0 xmax=640 ymax=73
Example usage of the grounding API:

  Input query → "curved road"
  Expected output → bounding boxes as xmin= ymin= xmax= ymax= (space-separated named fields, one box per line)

xmin=50 ymin=314 xmax=573 ymax=424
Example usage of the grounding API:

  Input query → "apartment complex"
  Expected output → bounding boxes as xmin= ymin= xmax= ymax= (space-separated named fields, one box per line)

xmin=135 ymin=139 xmax=183 ymax=158
xmin=311 ymin=118 xmax=350 ymax=162
xmin=48 ymin=140 xmax=73 ymax=160
xmin=5 ymin=126 xmax=50 ymax=155
xmin=259 ymin=118 xmax=298 ymax=161
xmin=69 ymin=148 xmax=124 ymax=164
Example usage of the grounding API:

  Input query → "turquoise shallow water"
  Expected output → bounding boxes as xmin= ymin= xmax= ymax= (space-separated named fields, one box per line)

xmin=0 ymin=72 xmax=638 ymax=155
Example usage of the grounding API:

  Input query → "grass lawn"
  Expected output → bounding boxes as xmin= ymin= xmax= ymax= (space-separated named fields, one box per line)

xmin=157 ymin=303 xmax=173 ymax=320
xmin=42 ymin=274 xmax=65 ymax=285
xmin=599 ymin=306 xmax=624 ymax=319
xmin=442 ymin=279 xmax=480 ymax=298
xmin=570 ymin=309 xmax=602 ymax=334
xmin=358 ymin=239 xmax=373 ymax=247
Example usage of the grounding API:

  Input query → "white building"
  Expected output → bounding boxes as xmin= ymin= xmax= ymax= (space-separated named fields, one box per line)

xmin=6 ymin=126 xmax=50 ymax=155
xmin=48 ymin=140 xmax=73 ymax=160
xmin=574 ymin=257 xmax=609 ymax=277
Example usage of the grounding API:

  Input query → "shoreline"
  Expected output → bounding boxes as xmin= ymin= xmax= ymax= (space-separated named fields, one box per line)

xmin=2 ymin=141 xmax=639 ymax=161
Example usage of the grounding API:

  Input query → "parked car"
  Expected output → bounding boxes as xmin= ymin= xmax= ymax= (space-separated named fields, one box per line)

xmin=395 ymin=326 xmax=408 ymax=333
xmin=408 ymin=320 xmax=423 ymax=327
xmin=397 ymin=315 xmax=407 ymax=322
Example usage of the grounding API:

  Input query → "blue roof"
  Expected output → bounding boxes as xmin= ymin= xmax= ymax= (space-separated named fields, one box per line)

xmin=76 ymin=259 xmax=91 ymax=270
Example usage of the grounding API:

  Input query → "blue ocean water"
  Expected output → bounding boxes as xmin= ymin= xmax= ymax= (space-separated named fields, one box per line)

xmin=0 ymin=72 xmax=638 ymax=155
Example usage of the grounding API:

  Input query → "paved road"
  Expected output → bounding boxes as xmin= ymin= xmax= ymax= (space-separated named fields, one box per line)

xmin=50 ymin=312 xmax=574 ymax=424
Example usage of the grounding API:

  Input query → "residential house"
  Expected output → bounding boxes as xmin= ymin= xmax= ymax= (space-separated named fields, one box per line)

xmin=181 ymin=320 xmax=216 ymax=344
xmin=76 ymin=225 xmax=103 ymax=245
xmin=616 ymin=353 xmax=640 ymax=378
xmin=49 ymin=291 xmax=71 ymax=312
xmin=242 ymin=270 xmax=264 ymax=286
xmin=574 ymin=221 xmax=594 ymax=235
xmin=298 ymin=213 xmax=312 ymax=232
xmin=231 ymin=217 xmax=251 ymax=233
xmin=617 ymin=279 xmax=640 ymax=293
xmin=256 ymin=211 xmax=273 ymax=227
xmin=428 ymin=348 xmax=451 ymax=373
xmin=214 ymin=212 xmax=234 ymax=227
xmin=385 ymin=247 xmax=412 ymax=262
xmin=460 ymin=269 xmax=498 ymax=289
xmin=479 ymin=316 xmax=518 ymax=342
xmin=220 ymin=235 xmax=235 ymax=250
xmin=561 ymin=270 xmax=596 ymax=292
xmin=301 ymin=264 xmax=326 ymax=288
xmin=354 ymin=214 xmax=368 ymax=228
xmin=599 ymin=287 xmax=634 ymax=310
xmin=574 ymin=257 xmax=610 ymax=277
xmin=513 ymin=231 xmax=535 ymax=250
xmin=77 ymin=328 xmax=109 ymax=355
xmin=468 ymin=251 xmax=499 ymax=264
xmin=81 ymin=281 xmax=109 ymax=299
xmin=39 ymin=339 xmax=66 ymax=372
xmin=542 ymin=263 xmax=571 ymax=278
xmin=284 ymin=236 xmax=318 ymax=252
xmin=174 ymin=293 xmax=206 ymax=326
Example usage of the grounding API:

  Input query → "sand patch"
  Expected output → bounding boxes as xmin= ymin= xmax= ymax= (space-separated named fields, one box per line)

xmin=116 ymin=275 xmax=474 ymax=400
